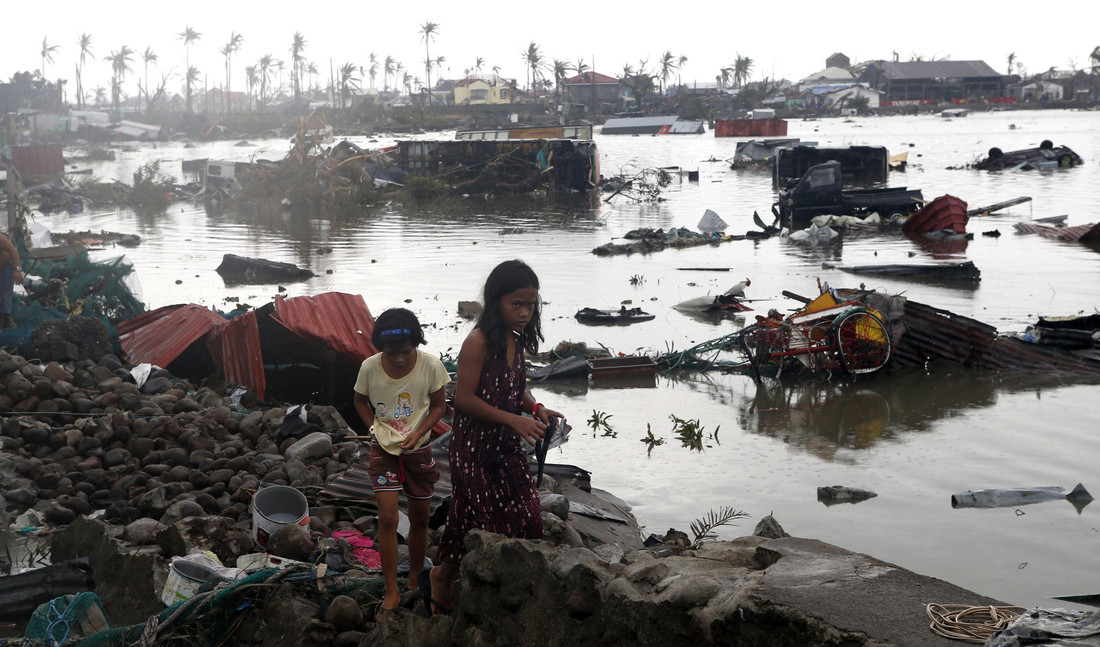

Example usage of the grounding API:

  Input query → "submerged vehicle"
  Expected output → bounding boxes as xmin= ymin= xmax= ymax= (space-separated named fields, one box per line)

xmin=771 ymin=161 xmax=924 ymax=229
xmin=973 ymin=140 xmax=1083 ymax=171
xmin=773 ymin=145 xmax=890 ymax=188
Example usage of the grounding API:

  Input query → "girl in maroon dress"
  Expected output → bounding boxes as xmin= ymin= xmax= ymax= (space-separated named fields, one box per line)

xmin=424 ymin=259 xmax=562 ymax=615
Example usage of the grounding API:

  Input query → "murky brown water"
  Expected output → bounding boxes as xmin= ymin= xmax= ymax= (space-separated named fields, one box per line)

xmin=31 ymin=109 xmax=1100 ymax=609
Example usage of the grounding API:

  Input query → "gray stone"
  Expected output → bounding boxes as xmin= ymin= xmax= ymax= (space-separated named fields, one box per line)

xmin=285 ymin=432 xmax=333 ymax=462
xmin=121 ymin=517 xmax=168 ymax=544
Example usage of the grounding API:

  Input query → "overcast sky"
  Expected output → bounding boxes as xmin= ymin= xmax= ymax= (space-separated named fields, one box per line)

xmin=6 ymin=0 xmax=1097 ymax=102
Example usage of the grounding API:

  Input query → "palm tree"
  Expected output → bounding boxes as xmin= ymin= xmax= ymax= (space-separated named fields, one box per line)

xmin=419 ymin=20 xmax=439 ymax=97
xmin=244 ymin=64 xmax=257 ymax=110
xmin=383 ymin=56 xmax=395 ymax=92
xmin=474 ymin=56 xmax=485 ymax=77
xmin=258 ymin=54 xmax=273 ymax=110
xmin=92 ymin=86 xmax=107 ymax=107
xmin=306 ymin=62 xmax=319 ymax=96
xmin=522 ymin=42 xmax=543 ymax=94
xmin=178 ymin=26 xmax=201 ymax=112
xmin=552 ymin=59 xmax=573 ymax=99
xmin=368 ymin=52 xmax=378 ymax=89
xmin=141 ymin=47 xmax=157 ymax=114
xmin=75 ymin=33 xmax=94 ymax=110
xmin=338 ymin=61 xmax=359 ymax=109
xmin=289 ymin=32 xmax=307 ymax=103
xmin=659 ymin=50 xmax=676 ymax=95
xmin=732 ymin=54 xmax=754 ymax=89
xmin=223 ymin=32 xmax=243 ymax=113
xmin=40 ymin=36 xmax=60 ymax=79
xmin=575 ymin=58 xmax=589 ymax=76
xmin=676 ymin=55 xmax=688 ymax=92
xmin=107 ymin=46 xmax=133 ymax=112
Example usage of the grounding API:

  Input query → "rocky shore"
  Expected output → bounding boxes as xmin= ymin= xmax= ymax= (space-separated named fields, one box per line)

xmin=1 ymin=347 xmax=1011 ymax=646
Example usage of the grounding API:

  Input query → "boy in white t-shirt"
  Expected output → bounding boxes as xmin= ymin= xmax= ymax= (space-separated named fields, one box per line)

xmin=353 ymin=308 xmax=450 ymax=620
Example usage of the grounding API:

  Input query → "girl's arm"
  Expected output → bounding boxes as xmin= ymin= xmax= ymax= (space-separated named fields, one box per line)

xmin=353 ymin=391 xmax=375 ymax=430
xmin=398 ymin=386 xmax=446 ymax=450
xmin=522 ymin=391 xmax=563 ymax=427
xmin=454 ymin=329 xmax=545 ymax=445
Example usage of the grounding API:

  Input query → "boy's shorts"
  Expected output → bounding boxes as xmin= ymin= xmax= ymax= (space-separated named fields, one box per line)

xmin=367 ymin=442 xmax=439 ymax=500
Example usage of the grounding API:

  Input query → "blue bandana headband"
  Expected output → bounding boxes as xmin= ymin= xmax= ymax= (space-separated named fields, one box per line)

xmin=378 ymin=328 xmax=413 ymax=337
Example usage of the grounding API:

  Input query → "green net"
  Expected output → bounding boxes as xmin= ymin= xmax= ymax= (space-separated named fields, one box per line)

xmin=57 ymin=566 xmax=386 ymax=647
xmin=15 ymin=253 xmax=145 ymax=328
xmin=23 ymin=592 xmax=111 ymax=646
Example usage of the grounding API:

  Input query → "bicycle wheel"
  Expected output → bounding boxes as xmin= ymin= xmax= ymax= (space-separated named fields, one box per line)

xmin=832 ymin=310 xmax=892 ymax=375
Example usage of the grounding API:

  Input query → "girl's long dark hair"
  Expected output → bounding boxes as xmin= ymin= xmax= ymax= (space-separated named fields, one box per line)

xmin=476 ymin=259 xmax=543 ymax=357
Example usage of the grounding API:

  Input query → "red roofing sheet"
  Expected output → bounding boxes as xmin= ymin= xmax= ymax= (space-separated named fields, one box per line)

xmin=272 ymin=293 xmax=377 ymax=361
xmin=903 ymin=194 xmax=969 ymax=235
xmin=209 ymin=309 xmax=265 ymax=398
xmin=118 ymin=304 xmax=228 ymax=367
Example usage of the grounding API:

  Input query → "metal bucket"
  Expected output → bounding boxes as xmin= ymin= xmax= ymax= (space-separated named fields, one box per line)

xmin=251 ymin=485 xmax=309 ymax=548
xmin=161 ymin=560 xmax=220 ymax=606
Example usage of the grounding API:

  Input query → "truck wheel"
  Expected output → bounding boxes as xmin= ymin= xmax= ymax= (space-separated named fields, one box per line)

xmin=987 ymin=147 xmax=1003 ymax=159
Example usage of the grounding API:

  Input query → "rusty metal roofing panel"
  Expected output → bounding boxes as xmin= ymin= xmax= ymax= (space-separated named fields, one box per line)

xmin=209 ymin=309 xmax=265 ymax=398
xmin=272 ymin=293 xmax=377 ymax=362
xmin=1014 ymin=222 xmax=1100 ymax=242
xmin=118 ymin=304 xmax=227 ymax=367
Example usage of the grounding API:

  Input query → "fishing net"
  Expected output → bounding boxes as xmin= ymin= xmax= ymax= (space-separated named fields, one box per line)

xmin=23 ymin=592 xmax=111 ymax=646
xmin=15 ymin=253 xmax=144 ymax=328
xmin=59 ymin=566 xmax=385 ymax=647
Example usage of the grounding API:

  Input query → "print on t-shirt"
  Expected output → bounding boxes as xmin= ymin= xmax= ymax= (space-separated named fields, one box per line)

xmin=376 ymin=391 xmax=415 ymax=435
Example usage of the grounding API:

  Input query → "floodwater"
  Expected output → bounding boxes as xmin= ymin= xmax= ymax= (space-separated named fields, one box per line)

xmin=31 ymin=109 xmax=1100 ymax=610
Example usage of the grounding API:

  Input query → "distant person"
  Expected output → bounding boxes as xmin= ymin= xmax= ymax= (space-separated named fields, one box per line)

xmin=424 ymin=259 xmax=562 ymax=615
xmin=0 ymin=231 xmax=24 ymax=328
xmin=352 ymin=308 xmax=450 ymax=621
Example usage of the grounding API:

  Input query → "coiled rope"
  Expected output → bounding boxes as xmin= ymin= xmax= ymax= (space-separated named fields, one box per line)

xmin=926 ymin=603 xmax=1026 ymax=643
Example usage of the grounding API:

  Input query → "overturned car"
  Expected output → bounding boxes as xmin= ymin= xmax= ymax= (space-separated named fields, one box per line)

xmin=973 ymin=140 xmax=1083 ymax=171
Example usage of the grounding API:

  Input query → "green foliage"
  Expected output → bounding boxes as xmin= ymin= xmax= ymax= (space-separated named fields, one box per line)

xmin=690 ymin=506 xmax=750 ymax=548
xmin=587 ymin=410 xmax=614 ymax=436
xmin=670 ymin=413 xmax=719 ymax=451
xmin=131 ymin=161 xmax=176 ymax=211
xmin=405 ymin=174 xmax=449 ymax=201
xmin=641 ymin=423 xmax=665 ymax=455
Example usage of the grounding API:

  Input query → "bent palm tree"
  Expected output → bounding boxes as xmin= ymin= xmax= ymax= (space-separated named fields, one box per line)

xmin=733 ymin=54 xmax=753 ymax=89
xmin=224 ymin=32 xmax=243 ymax=113
xmin=40 ymin=36 xmax=60 ymax=78
xmin=107 ymin=46 xmax=133 ymax=112
xmin=75 ymin=33 xmax=95 ymax=110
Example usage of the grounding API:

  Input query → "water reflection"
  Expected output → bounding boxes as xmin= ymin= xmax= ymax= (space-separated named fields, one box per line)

xmin=737 ymin=369 xmax=1100 ymax=458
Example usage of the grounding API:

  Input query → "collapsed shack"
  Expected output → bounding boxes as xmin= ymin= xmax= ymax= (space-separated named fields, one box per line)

xmin=651 ymin=289 xmax=1100 ymax=378
xmin=392 ymin=138 xmax=599 ymax=195
xmin=117 ymin=292 xmax=376 ymax=412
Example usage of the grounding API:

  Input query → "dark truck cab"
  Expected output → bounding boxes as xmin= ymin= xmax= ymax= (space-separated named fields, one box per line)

xmin=771 ymin=161 xmax=924 ymax=229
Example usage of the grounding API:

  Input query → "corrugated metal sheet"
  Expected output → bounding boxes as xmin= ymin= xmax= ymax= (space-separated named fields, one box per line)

xmin=272 ymin=292 xmax=377 ymax=361
xmin=1014 ymin=222 xmax=1100 ymax=243
xmin=118 ymin=304 xmax=227 ymax=367
xmin=877 ymin=296 xmax=1100 ymax=375
xmin=10 ymin=144 xmax=64 ymax=180
xmin=210 ymin=309 xmax=265 ymax=398
xmin=600 ymin=116 xmax=678 ymax=135
xmin=669 ymin=120 xmax=705 ymax=135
